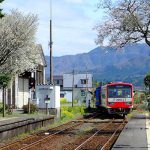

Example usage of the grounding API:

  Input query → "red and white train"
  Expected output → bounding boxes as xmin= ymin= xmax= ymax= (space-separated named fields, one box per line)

xmin=95 ymin=82 xmax=134 ymax=116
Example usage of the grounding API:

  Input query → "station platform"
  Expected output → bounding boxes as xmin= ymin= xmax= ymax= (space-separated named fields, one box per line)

xmin=0 ymin=117 xmax=35 ymax=126
xmin=112 ymin=113 xmax=150 ymax=150
xmin=0 ymin=115 xmax=55 ymax=141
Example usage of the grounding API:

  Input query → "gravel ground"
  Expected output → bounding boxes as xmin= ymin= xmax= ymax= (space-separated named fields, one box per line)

xmin=29 ymin=120 xmax=124 ymax=150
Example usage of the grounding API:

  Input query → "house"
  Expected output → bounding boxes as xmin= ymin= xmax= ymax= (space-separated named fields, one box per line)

xmin=62 ymin=73 xmax=93 ymax=103
xmin=53 ymin=75 xmax=63 ymax=88
xmin=63 ymin=73 xmax=93 ymax=89
xmin=0 ymin=44 xmax=47 ymax=109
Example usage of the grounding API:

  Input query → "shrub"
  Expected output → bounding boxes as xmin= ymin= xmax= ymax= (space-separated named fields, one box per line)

xmin=23 ymin=103 xmax=38 ymax=113
xmin=60 ymin=98 xmax=67 ymax=104
xmin=61 ymin=106 xmax=85 ymax=119
xmin=134 ymin=99 xmax=141 ymax=104
xmin=73 ymin=99 xmax=78 ymax=104
xmin=79 ymin=106 xmax=85 ymax=114
xmin=67 ymin=107 xmax=73 ymax=112
xmin=72 ymin=107 xmax=80 ymax=113
xmin=0 ymin=102 xmax=8 ymax=113
xmin=140 ymin=94 xmax=146 ymax=102
xmin=61 ymin=110 xmax=74 ymax=119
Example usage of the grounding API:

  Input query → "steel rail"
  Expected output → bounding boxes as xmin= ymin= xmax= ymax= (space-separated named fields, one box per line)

xmin=19 ymin=122 xmax=83 ymax=150
xmin=74 ymin=119 xmax=115 ymax=150
xmin=0 ymin=135 xmax=40 ymax=150
xmin=0 ymin=121 xmax=74 ymax=150
xmin=0 ymin=113 xmax=98 ymax=150
xmin=101 ymin=120 xmax=126 ymax=150
xmin=19 ymin=114 xmax=98 ymax=150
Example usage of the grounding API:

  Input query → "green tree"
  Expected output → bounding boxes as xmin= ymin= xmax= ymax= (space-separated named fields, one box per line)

xmin=0 ymin=0 xmax=4 ymax=18
xmin=144 ymin=73 xmax=150 ymax=94
xmin=0 ymin=73 xmax=11 ymax=88
xmin=0 ymin=73 xmax=11 ymax=117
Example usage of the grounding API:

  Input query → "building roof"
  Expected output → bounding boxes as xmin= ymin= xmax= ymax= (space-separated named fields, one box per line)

xmin=53 ymin=75 xmax=63 ymax=80
xmin=63 ymin=73 xmax=92 ymax=75
xmin=36 ymin=44 xmax=47 ymax=67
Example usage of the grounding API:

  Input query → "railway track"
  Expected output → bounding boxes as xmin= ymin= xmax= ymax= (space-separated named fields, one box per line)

xmin=73 ymin=119 xmax=126 ymax=150
xmin=0 ymin=121 xmax=82 ymax=150
xmin=0 ymin=114 xmax=127 ymax=150
xmin=0 ymin=114 xmax=97 ymax=150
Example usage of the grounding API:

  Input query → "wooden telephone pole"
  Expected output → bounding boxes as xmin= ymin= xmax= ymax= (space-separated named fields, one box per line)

xmin=72 ymin=69 xmax=74 ymax=107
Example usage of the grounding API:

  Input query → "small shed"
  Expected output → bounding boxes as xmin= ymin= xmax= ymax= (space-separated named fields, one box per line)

xmin=36 ymin=84 xmax=60 ymax=109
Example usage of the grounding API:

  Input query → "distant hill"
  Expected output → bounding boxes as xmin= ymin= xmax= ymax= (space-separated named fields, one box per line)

xmin=45 ymin=43 xmax=150 ymax=86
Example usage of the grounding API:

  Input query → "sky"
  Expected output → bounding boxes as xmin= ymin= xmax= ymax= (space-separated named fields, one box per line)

xmin=1 ymin=0 xmax=105 ymax=56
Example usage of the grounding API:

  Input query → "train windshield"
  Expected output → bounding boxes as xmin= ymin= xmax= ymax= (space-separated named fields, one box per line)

xmin=108 ymin=85 xmax=132 ymax=98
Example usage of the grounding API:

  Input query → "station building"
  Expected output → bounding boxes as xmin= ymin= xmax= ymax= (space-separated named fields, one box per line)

xmin=0 ymin=44 xmax=46 ymax=109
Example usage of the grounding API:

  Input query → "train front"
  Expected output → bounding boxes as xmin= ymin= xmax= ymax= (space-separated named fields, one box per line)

xmin=107 ymin=82 xmax=134 ymax=115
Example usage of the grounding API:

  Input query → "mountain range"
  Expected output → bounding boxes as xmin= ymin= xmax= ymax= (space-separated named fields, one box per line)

xmin=45 ymin=43 xmax=150 ymax=86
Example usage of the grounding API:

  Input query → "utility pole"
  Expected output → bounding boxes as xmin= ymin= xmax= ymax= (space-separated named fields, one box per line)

xmin=85 ymin=67 xmax=89 ymax=108
xmin=86 ymin=67 xmax=88 ymax=97
xmin=50 ymin=0 xmax=53 ymax=85
xmin=2 ymin=87 xmax=5 ymax=117
xmin=72 ymin=69 xmax=74 ymax=107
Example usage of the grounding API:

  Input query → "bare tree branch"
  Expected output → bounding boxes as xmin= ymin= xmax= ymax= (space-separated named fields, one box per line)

xmin=95 ymin=0 xmax=150 ymax=48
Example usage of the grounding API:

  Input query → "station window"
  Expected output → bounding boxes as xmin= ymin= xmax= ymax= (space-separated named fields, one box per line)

xmin=56 ymin=80 xmax=59 ymax=84
xmin=60 ymin=93 xmax=64 ymax=98
xmin=81 ymin=79 xmax=88 ymax=84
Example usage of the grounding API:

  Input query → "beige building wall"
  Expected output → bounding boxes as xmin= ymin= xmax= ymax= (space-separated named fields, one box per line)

xmin=18 ymin=78 xmax=29 ymax=108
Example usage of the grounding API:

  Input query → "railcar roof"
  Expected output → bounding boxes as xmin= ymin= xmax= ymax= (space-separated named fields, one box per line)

xmin=107 ymin=82 xmax=133 ymax=86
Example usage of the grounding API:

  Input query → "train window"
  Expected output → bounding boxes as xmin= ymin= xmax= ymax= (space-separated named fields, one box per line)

xmin=102 ymin=88 xmax=106 ymax=99
xmin=108 ymin=85 xmax=132 ymax=98
xmin=118 ymin=90 xmax=122 ymax=96
xmin=102 ymin=93 xmax=106 ymax=98
xmin=60 ymin=93 xmax=64 ymax=98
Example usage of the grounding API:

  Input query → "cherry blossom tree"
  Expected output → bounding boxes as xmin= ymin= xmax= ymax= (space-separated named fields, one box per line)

xmin=95 ymin=0 xmax=150 ymax=48
xmin=0 ymin=10 xmax=41 ymax=74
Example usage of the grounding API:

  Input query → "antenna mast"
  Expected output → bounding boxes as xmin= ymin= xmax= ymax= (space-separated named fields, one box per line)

xmin=50 ymin=0 xmax=53 ymax=84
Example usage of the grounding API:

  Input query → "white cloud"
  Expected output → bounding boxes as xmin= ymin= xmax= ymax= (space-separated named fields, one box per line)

xmin=2 ymin=0 xmax=103 ymax=56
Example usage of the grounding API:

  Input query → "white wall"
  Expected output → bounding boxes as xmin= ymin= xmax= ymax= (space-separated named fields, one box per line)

xmin=63 ymin=74 xmax=93 ymax=88
xmin=54 ymin=86 xmax=60 ymax=108
xmin=61 ymin=89 xmax=86 ymax=103
xmin=36 ymin=85 xmax=60 ymax=109
xmin=61 ymin=91 xmax=72 ymax=102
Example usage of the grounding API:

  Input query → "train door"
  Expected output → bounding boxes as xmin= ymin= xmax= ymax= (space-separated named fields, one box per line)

xmin=95 ymin=86 xmax=101 ymax=107
xmin=101 ymin=86 xmax=107 ymax=107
